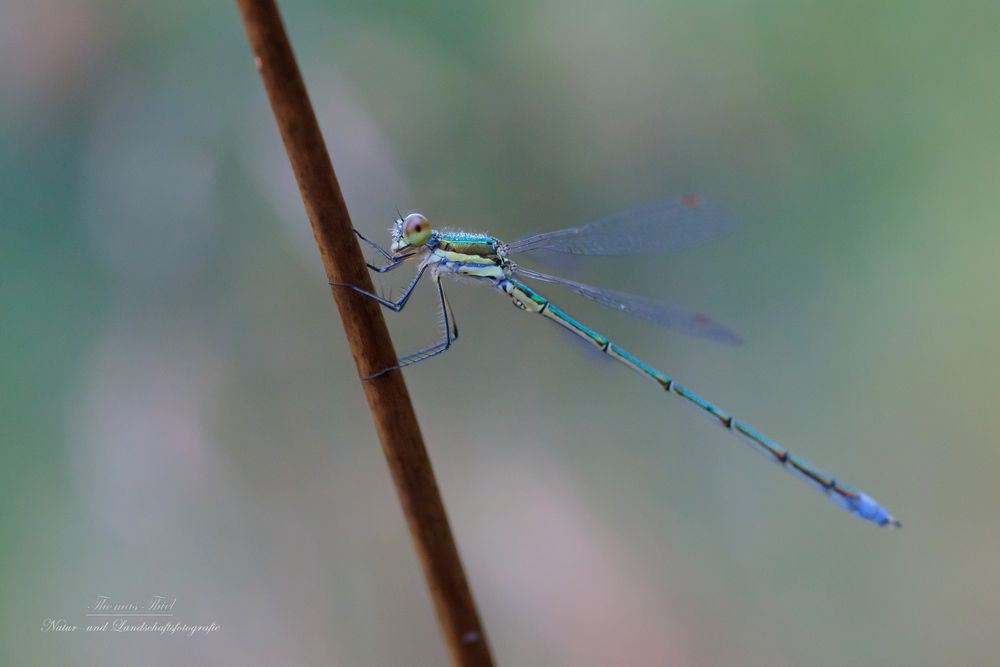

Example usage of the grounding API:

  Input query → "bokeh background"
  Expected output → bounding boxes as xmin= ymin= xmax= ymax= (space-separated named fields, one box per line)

xmin=3 ymin=1 xmax=998 ymax=665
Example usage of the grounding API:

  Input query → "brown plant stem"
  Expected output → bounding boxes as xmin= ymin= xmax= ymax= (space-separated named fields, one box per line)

xmin=234 ymin=2 xmax=494 ymax=664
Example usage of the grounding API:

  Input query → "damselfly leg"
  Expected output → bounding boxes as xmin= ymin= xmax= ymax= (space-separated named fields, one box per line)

xmin=331 ymin=230 xmax=459 ymax=377
xmin=354 ymin=228 xmax=393 ymax=261
xmin=328 ymin=263 xmax=429 ymax=312
xmin=360 ymin=273 xmax=459 ymax=380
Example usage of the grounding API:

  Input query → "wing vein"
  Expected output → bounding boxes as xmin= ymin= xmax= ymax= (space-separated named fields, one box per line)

xmin=509 ymin=195 xmax=738 ymax=256
xmin=514 ymin=266 xmax=742 ymax=344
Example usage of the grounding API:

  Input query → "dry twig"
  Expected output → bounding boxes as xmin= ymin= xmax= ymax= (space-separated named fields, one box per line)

xmin=235 ymin=2 xmax=494 ymax=664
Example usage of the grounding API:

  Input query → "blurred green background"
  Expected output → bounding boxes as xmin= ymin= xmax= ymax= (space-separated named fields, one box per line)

xmin=3 ymin=1 xmax=998 ymax=665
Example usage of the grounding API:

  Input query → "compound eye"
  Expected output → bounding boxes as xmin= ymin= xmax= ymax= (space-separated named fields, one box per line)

xmin=402 ymin=213 xmax=431 ymax=246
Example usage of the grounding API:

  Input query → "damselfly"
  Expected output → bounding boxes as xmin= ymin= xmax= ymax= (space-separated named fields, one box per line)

xmin=333 ymin=196 xmax=900 ymax=527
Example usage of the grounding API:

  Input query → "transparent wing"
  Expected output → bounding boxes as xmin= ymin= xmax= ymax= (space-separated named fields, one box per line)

xmin=508 ymin=195 xmax=738 ymax=256
xmin=515 ymin=267 xmax=742 ymax=344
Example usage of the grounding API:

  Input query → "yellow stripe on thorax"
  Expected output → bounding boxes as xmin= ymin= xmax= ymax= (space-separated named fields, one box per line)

xmin=433 ymin=249 xmax=506 ymax=279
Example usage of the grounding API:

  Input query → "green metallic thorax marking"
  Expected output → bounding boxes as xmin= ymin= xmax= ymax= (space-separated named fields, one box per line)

xmin=430 ymin=231 xmax=508 ymax=280
xmin=435 ymin=231 xmax=501 ymax=258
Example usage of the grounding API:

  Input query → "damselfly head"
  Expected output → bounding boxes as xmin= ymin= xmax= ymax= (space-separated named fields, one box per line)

xmin=391 ymin=212 xmax=432 ymax=253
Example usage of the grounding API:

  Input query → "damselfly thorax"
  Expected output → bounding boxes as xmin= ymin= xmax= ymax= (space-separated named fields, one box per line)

xmin=425 ymin=231 xmax=512 ymax=282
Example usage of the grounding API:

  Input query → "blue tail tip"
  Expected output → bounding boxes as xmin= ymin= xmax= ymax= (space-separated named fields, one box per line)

xmin=856 ymin=492 xmax=901 ymax=528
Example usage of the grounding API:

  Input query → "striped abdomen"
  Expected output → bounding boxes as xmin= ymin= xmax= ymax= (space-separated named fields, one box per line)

xmin=499 ymin=278 xmax=899 ymax=527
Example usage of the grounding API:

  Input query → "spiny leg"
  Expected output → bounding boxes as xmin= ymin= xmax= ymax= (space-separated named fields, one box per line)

xmin=366 ymin=255 xmax=416 ymax=273
xmin=354 ymin=228 xmax=393 ymax=261
xmin=329 ymin=263 xmax=429 ymax=312
xmin=439 ymin=279 xmax=459 ymax=342
xmin=330 ymin=258 xmax=458 ymax=378
xmin=396 ymin=275 xmax=458 ymax=363
xmin=364 ymin=274 xmax=458 ymax=380
xmin=353 ymin=230 xmax=421 ymax=273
